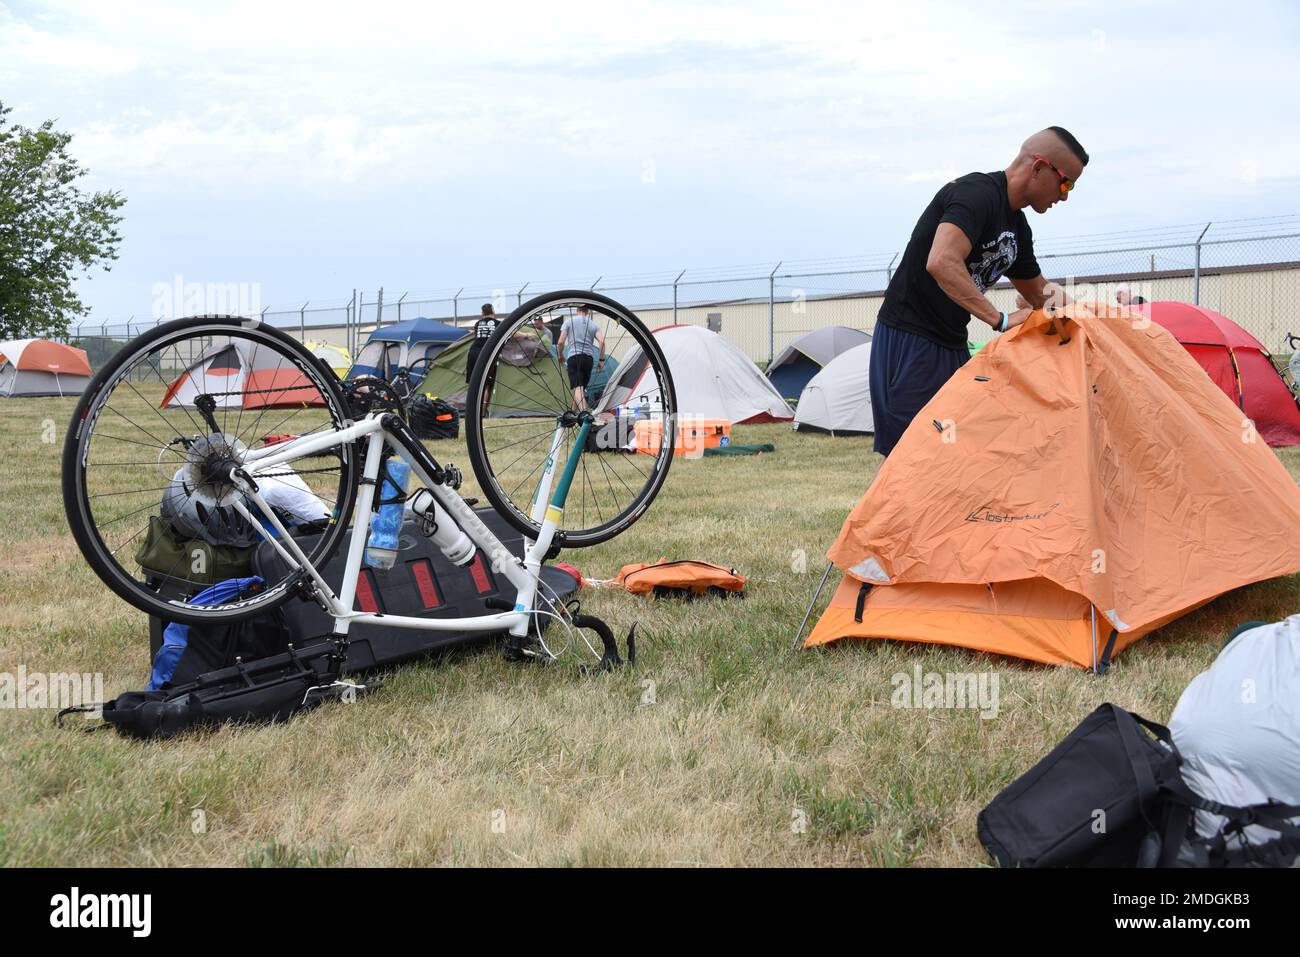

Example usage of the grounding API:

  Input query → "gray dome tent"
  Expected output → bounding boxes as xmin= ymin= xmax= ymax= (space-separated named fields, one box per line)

xmin=767 ymin=326 xmax=871 ymax=401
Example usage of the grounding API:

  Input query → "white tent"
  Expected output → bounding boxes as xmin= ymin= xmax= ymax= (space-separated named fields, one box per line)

xmin=596 ymin=325 xmax=793 ymax=424
xmin=0 ymin=339 xmax=92 ymax=398
xmin=793 ymin=342 xmax=873 ymax=435
xmin=1171 ymin=616 xmax=1300 ymax=850
xmin=162 ymin=338 xmax=325 ymax=410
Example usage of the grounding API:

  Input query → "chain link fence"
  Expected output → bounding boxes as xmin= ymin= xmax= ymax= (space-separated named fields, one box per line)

xmin=67 ymin=217 xmax=1300 ymax=373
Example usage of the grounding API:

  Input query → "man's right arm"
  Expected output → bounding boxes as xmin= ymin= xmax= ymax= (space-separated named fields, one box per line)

xmin=926 ymin=224 xmax=1030 ymax=331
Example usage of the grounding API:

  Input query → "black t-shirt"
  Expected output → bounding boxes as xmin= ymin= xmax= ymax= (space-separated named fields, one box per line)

xmin=472 ymin=316 xmax=498 ymax=342
xmin=877 ymin=171 xmax=1039 ymax=350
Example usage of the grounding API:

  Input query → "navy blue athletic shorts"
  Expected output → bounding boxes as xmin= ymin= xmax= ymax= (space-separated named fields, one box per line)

xmin=868 ymin=321 xmax=968 ymax=456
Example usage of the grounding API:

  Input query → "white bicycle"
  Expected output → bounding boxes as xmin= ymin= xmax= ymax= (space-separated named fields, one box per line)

xmin=62 ymin=291 xmax=677 ymax=672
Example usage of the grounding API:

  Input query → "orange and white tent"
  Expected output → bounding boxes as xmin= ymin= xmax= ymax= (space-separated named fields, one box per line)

xmin=0 ymin=339 xmax=92 ymax=397
xmin=162 ymin=338 xmax=325 ymax=410
xmin=804 ymin=303 xmax=1300 ymax=671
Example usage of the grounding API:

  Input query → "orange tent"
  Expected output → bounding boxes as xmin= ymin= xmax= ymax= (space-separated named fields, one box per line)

xmin=0 ymin=339 xmax=92 ymax=397
xmin=804 ymin=302 xmax=1300 ymax=671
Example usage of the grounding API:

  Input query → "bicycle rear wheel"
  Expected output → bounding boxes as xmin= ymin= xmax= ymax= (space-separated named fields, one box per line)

xmin=464 ymin=290 xmax=677 ymax=548
xmin=62 ymin=315 xmax=360 ymax=626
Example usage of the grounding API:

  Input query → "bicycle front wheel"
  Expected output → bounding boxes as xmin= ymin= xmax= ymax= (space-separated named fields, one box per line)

xmin=464 ymin=290 xmax=677 ymax=548
xmin=62 ymin=315 xmax=360 ymax=626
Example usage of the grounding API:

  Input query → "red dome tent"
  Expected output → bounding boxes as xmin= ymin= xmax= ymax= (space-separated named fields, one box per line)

xmin=1137 ymin=301 xmax=1300 ymax=447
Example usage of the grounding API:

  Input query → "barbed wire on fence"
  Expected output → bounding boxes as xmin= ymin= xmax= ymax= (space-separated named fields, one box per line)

xmin=69 ymin=214 xmax=1300 ymax=368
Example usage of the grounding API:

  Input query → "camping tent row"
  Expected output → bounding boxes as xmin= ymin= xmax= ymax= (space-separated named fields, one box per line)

xmin=803 ymin=301 xmax=1300 ymax=671
xmin=345 ymin=317 xmax=608 ymax=416
xmin=160 ymin=327 xmax=613 ymax=415
xmin=0 ymin=339 xmax=92 ymax=398
xmin=387 ymin=322 xmax=787 ymax=424
xmin=413 ymin=331 xmax=619 ymax=415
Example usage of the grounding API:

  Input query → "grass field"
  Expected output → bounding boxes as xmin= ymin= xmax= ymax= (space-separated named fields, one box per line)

xmin=3 ymin=393 xmax=1299 ymax=867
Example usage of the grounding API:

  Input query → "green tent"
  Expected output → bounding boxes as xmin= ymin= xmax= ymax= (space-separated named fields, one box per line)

xmin=416 ymin=331 xmax=573 ymax=417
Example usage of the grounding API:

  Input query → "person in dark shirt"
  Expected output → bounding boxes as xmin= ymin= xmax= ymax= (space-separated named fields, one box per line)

xmin=465 ymin=303 xmax=498 ymax=383
xmin=870 ymin=127 xmax=1089 ymax=456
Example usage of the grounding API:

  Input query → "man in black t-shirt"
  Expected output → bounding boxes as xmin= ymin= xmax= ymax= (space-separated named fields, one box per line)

xmin=465 ymin=303 xmax=498 ymax=383
xmin=869 ymin=127 xmax=1089 ymax=456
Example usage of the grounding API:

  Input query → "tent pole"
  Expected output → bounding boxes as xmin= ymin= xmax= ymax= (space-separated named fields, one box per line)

xmin=792 ymin=559 xmax=834 ymax=650
xmin=1090 ymin=605 xmax=1098 ymax=674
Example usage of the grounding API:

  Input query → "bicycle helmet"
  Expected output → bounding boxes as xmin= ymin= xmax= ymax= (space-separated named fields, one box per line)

xmin=160 ymin=432 xmax=261 ymax=547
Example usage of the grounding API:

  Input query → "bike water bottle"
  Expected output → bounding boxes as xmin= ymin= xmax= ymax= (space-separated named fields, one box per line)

xmin=366 ymin=457 xmax=409 ymax=570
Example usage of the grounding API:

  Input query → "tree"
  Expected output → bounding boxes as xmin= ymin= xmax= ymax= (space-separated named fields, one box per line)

xmin=0 ymin=101 xmax=125 ymax=341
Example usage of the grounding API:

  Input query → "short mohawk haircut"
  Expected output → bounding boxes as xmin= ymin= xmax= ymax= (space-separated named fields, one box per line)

xmin=1048 ymin=126 xmax=1089 ymax=167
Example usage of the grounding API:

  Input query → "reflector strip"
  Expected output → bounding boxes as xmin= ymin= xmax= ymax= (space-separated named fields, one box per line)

xmin=410 ymin=559 xmax=442 ymax=609
xmin=356 ymin=569 xmax=381 ymax=613
xmin=468 ymin=553 xmax=493 ymax=594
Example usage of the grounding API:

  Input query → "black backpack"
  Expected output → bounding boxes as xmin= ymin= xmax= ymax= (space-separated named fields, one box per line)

xmin=978 ymin=703 xmax=1300 ymax=867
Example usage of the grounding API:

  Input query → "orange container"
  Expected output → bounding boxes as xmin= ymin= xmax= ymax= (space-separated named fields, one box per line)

xmin=634 ymin=417 xmax=731 ymax=457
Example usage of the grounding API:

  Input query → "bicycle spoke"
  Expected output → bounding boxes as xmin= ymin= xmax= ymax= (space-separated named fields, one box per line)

xmin=123 ymin=366 xmax=207 ymax=447
xmin=88 ymin=484 xmax=173 ymax=500
xmin=100 ymin=402 xmax=177 ymax=452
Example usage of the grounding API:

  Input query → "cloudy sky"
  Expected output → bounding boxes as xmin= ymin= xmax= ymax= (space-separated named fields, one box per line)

xmin=3 ymin=0 xmax=1298 ymax=321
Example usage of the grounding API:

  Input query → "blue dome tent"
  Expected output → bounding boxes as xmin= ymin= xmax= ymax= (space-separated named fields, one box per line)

xmin=349 ymin=317 xmax=468 ymax=383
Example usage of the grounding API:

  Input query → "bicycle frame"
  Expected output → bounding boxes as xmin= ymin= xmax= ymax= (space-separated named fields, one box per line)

xmin=234 ymin=410 xmax=591 ymax=643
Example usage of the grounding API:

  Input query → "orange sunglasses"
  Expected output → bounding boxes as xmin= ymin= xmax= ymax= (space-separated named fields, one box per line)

xmin=1033 ymin=153 xmax=1075 ymax=193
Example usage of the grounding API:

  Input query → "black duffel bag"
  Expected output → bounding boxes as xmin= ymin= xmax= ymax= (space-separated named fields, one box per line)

xmin=978 ymin=703 xmax=1300 ymax=867
xmin=407 ymin=393 xmax=460 ymax=440
xmin=90 ymin=640 xmax=345 ymax=740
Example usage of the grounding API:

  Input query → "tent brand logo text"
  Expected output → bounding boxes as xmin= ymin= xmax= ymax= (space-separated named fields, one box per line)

xmin=0 ymin=666 xmax=103 ymax=716
xmin=965 ymin=502 xmax=1060 ymax=525
xmin=49 ymin=887 xmax=151 ymax=937
xmin=890 ymin=666 xmax=999 ymax=719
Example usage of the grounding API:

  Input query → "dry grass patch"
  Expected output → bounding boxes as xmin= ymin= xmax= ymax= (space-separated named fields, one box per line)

xmin=1 ymin=396 xmax=1298 ymax=866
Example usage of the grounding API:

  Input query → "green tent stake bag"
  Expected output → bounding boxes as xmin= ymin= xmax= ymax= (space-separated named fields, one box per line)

xmin=133 ymin=515 xmax=252 ymax=586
